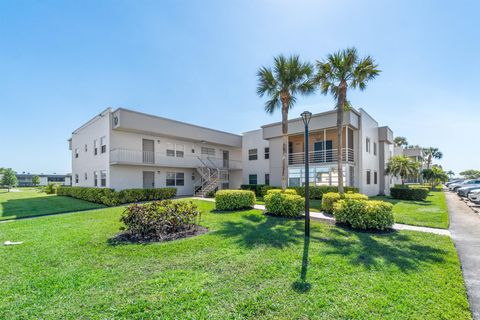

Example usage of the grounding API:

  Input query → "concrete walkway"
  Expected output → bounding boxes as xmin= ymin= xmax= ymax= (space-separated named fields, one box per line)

xmin=445 ymin=191 xmax=480 ymax=319
xmin=193 ymin=197 xmax=451 ymax=236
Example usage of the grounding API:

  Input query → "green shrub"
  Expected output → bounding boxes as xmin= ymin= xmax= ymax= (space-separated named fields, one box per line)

xmin=215 ymin=190 xmax=255 ymax=211
xmin=333 ymin=199 xmax=394 ymax=230
xmin=390 ymin=187 xmax=429 ymax=201
xmin=289 ymin=186 xmax=359 ymax=200
xmin=264 ymin=192 xmax=305 ymax=218
xmin=240 ymin=184 xmax=267 ymax=197
xmin=43 ymin=183 xmax=60 ymax=194
xmin=120 ymin=200 xmax=202 ymax=241
xmin=260 ymin=185 xmax=280 ymax=196
xmin=321 ymin=192 xmax=368 ymax=214
xmin=57 ymin=186 xmax=177 ymax=206
xmin=204 ymin=189 xmax=216 ymax=198
xmin=265 ymin=188 xmax=297 ymax=196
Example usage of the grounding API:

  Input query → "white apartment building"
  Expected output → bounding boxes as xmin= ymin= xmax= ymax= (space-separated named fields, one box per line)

xmin=70 ymin=107 xmax=394 ymax=197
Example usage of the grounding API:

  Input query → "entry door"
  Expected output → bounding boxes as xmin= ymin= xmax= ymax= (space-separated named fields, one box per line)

xmin=143 ymin=171 xmax=155 ymax=189
xmin=223 ymin=150 xmax=229 ymax=168
xmin=142 ymin=139 xmax=154 ymax=164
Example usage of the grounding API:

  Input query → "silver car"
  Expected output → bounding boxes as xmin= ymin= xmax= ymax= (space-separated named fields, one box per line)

xmin=457 ymin=185 xmax=480 ymax=197
xmin=468 ymin=189 xmax=480 ymax=204
xmin=449 ymin=179 xmax=480 ymax=191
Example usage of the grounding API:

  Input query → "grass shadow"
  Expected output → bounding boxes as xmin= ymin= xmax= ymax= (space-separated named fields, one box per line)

xmin=214 ymin=213 xmax=303 ymax=249
xmin=292 ymin=236 xmax=311 ymax=293
xmin=314 ymin=228 xmax=447 ymax=271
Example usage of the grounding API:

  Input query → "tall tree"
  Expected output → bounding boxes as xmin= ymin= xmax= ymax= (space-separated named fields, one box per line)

xmin=446 ymin=170 xmax=455 ymax=179
xmin=393 ymin=136 xmax=408 ymax=147
xmin=423 ymin=147 xmax=443 ymax=169
xmin=315 ymin=47 xmax=380 ymax=195
xmin=1 ymin=168 xmax=18 ymax=192
xmin=459 ymin=170 xmax=480 ymax=179
xmin=385 ymin=156 xmax=420 ymax=186
xmin=32 ymin=175 xmax=41 ymax=187
xmin=257 ymin=55 xmax=314 ymax=190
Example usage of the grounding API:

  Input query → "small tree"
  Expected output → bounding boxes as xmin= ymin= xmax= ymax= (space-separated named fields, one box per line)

xmin=423 ymin=147 xmax=443 ymax=169
xmin=446 ymin=170 xmax=455 ymax=179
xmin=385 ymin=156 xmax=420 ymax=186
xmin=32 ymin=175 xmax=41 ymax=187
xmin=1 ymin=168 xmax=18 ymax=192
xmin=393 ymin=136 xmax=408 ymax=147
xmin=422 ymin=167 xmax=448 ymax=189
xmin=459 ymin=170 xmax=480 ymax=179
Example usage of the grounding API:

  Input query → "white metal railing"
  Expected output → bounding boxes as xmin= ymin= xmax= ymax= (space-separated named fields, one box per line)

xmin=110 ymin=148 xmax=242 ymax=169
xmin=288 ymin=148 xmax=354 ymax=165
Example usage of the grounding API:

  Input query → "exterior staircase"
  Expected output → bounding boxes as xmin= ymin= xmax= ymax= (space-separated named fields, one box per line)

xmin=194 ymin=157 xmax=228 ymax=197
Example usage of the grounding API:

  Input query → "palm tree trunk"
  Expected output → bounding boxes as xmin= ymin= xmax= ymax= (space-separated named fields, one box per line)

xmin=336 ymin=81 xmax=347 ymax=195
xmin=280 ymin=94 xmax=289 ymax=191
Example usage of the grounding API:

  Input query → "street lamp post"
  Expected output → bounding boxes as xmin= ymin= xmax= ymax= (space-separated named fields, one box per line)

xmin=301 ymin=111 xmax=312 ymax=237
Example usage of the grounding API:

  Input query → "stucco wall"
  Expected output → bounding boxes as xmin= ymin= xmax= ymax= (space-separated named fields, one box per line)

xmin=241 ymin=129 xmax=270 ymax=185
xmin=71 ymin=110 xmax=111 ymax=188
xmin=358 ymin=109 xmax=381 ymax=196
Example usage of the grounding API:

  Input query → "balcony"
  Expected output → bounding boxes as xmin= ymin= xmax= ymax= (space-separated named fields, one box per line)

xmin=288 ymin=148 xmax=354 ymax=166
xmin=110 ymin=148 xmax=242 ymax=170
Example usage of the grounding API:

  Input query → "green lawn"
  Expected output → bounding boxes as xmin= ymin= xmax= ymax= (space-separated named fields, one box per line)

xmin=0 ymin=200 xmax=470 ymax=319
xmin=372 ymin=191 xmax=449 ymax=229
xmin=0 ymin=188 xmax=104 ymax=220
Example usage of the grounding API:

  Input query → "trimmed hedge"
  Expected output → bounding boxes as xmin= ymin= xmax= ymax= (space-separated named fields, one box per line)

xmin=322 ymin=192 xmax=368 ymax=214
xmin=266 ymin=189 xmax=297 ymax=196
xmin=333 ymin=199 xmax=394 ymax=230
xmin=390 ymin=187 xmax=429 ymax=201
xmin=215 ymin=190 xmax=255 ymax=211
xmin=240 ymin=184 xmax=267 ymax=197
xmin=57 ymin=186 xmax=177 ymax=206
xmin=120 ymin=200 xmax=201 ymax=241
xmin=264 ymin=192 xmax=305 ymax=218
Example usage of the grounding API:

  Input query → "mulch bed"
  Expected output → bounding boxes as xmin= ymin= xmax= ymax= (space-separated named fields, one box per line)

xmin=109 ymin=226 xmax=209 ymax=244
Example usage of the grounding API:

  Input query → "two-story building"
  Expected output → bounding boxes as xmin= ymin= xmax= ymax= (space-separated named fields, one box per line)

xmin=69 ymin=107 xmax=395 ymax=196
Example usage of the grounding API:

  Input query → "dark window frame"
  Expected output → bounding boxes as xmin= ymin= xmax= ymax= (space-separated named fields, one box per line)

xmin=249 ymin=174 xmax=258 ymax=185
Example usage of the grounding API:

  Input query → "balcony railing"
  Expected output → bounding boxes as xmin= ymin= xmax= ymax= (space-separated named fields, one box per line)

xmin=110 ymin=148 xmax=242 ymax=170
xmin=288 ymin=148 xmax=354 ymax=165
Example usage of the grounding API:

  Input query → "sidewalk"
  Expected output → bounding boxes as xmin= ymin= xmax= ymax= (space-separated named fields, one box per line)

xmin=192 ymin=197 xmax=451 ymax=236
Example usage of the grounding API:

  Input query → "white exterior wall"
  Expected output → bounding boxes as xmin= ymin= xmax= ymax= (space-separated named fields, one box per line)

xmin=109 ymin=165 xmax=195 ymax=196
xmin=241 ymin=129 xmax=270 ymax=185
xmin=358 ymin=109 xmax=381 ymax=196
xmin=71 ymin=109 xmax=111 ymax=188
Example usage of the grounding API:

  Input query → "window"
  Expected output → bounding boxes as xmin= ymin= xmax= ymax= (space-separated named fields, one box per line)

xmin=166 ymin=143 xmax=185 ymax=157
xmin=100 ymin=170 xmax=106 ymax=187
xmin=84 ymin=144 xmax=88 ymax=152
xmin=100 ymin=136 xmax=106 ymax=153
xmin=264 ymin=147 xmax=270 ymax=159
xmin=94 ymin=139 xmax=98 ymax=155
xmin=248 ymin=149 xmax=258 ymax=161
xmin=75 ymin=174 xmax=79 ymax=184
xmin=94 ymin=171 xmax=98 ymax=187
xmin=373 ymin=142 xmax=377 ymax=156
xmin=84 ymin=172 xmax=88 ymax=180
xmin=201 ymin=146 xmax=215 ymax=156
xmin=366 ymin=138 xmax=371 ymax=153
xmin=166 ymin=172 xmax=184 ymax=186
xmin=374 ymin=171 xmax=378 ymax=184
xmin=249 ymin=174 xmax=258 ymax=185
xmin=265 ymin=174 xmax=270 ymax=186
xmin=75 ymin=148 xmax=79 ymax=158
xmin=166 ymin=143 xmax=175 ymax=157
xmin=366 ymin=170 xmax=371 ymax=185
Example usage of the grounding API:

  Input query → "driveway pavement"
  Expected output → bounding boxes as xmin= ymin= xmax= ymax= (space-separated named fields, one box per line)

xmin=445 ymin=191 xmax=480 ymax=319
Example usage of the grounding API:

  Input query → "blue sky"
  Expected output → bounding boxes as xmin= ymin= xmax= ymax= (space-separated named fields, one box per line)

xmin=0 ymin=0 xmax=478 ymax=175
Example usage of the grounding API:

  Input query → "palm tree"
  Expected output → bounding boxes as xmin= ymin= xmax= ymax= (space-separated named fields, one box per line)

xmin=393 ymin=136 xmax=408 ymax=147
xmin=423 ymin=147 xmax=443 ymax=169
xmin=385 ymin=156 xmax=420 ymax=186
xmin=315 ymin=47 xmax=380 ymax=195
xmin=446 ymin=170 xmax=455 ymax=179
xmin=257 ymin=55 xmax=315 ymax=190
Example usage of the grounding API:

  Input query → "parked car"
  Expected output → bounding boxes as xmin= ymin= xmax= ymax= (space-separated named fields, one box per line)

xmin=446 ymin=179 xmax=464 ymax=187
xmin=468 ymin=189 xmax=480 ymax=204
xmin=449 ymin=179 xmax=480 ymax=191
xmin=457 ymin=185 xmax=480 ymax=197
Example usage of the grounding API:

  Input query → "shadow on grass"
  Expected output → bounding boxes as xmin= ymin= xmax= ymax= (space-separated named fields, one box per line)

xmin=313 ymin=227 xmax=447 ymax=271
xmin=292 ymin=236 xmax=311 ymax=293
xmin=372 ymin=196 xmax=432 ymax=206
xmin=214 ymin=213 xmax=303 ymax=249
